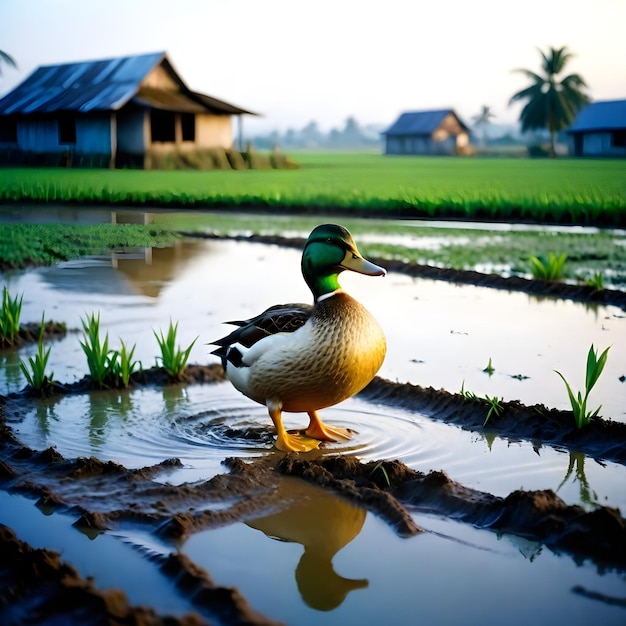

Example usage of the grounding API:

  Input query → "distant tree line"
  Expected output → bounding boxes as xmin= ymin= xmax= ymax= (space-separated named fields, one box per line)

xmin=246 ymin=116 xmax=384 ymax=150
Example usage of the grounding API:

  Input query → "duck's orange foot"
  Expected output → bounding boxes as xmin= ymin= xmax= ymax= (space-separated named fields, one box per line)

xmin=275 ymin=431 xmax=321 ymax=452
xmin=305 ymin=414 xmax=353 ymax=442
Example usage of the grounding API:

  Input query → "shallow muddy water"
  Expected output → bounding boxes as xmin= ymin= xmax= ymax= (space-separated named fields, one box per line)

xmin=1 ymin=229 xmax=626 ymax=625
xmin=3 ymin=237 xmax=625 ymax=420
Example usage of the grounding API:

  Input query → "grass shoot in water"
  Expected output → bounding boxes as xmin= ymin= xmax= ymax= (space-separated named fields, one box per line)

xmin=555 ymin=345 xmax=611 ymax=429
xmin=154 ymin=320 xmax=198 ymax=380
xmin=19 ymin=313 xmax=53 ymax=391
xmin=108 ymin=339 xmax=141 ymax=388
xmin=529 ymin=252 xmax=568 ymax=281
xmin=80 ymin=312 xmax=110 ymax=388
xmin=0 ymin=286 xmax=23 ymax=345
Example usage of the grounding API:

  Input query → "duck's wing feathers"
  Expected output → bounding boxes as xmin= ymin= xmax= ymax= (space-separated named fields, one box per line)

xmin=211 ymin=303 xmax=312 ymax=364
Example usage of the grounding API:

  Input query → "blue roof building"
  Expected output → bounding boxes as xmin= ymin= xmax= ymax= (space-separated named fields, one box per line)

xmin=382 ymin=109 xmax=471 ymax=156
xmin=0 ymin=52 xmax=256 ymax=168
xmin=566 ymin=99 xmax=626 ymax=157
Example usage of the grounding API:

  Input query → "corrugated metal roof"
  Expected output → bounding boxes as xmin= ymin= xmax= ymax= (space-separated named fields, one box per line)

xmin=0 ymin=52 xmax=257 ymax=117
xmin=0 ymin=52 xmax=165 ymax=114
xmin=567 ymin=99 xmax=626 ymax=132
xmin=383 ymin=109 xmax=467 ymax=136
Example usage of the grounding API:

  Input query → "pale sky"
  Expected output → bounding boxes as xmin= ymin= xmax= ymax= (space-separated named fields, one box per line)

xmin=1 ymin=0 xmax=625 ymax=134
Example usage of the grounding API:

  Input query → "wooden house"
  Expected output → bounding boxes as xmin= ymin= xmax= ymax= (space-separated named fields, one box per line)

xmin=566 ymin=99 xmax=626 ymax=157
xmin=0 ymin=51 xmax=257 ymax=168
xmin=382 ymin=109 xmax=471 ymax=155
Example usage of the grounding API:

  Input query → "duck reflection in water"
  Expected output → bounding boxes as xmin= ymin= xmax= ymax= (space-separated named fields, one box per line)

xmin=247 ymin=482 xmax=367 ymax=611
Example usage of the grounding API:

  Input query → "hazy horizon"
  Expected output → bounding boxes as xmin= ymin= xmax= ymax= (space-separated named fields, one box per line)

xmin=1 ymin=0 xmax=624 ymax=135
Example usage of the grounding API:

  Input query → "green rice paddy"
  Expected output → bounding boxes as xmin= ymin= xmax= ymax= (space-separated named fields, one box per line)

xmin=1 ymin=153 xmax=625 ymax=225
xmin=1 ymin=154 xmax=625 ymax=283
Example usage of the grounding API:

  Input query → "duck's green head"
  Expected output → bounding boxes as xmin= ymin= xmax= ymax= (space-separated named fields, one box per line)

xmin=301 ymin=224 xmax=386 ymax=299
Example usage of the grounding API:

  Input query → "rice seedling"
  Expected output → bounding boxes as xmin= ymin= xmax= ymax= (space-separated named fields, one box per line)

xmin=19 ymin=313 xmax=53 ymax=392
xmin=369 ymin=461 xmax=391 ymax=487
xmin=483 ymin=357 xmax=495 ymax=376
xmin=0 ymin=286 xmax=23 ymax=345
xmin=584 ymin=272 xmax=604 ymax=291
xmin=108 ymin=339 xmax=141 ymax=388
xmin=80 ymin=312 xmax=110 ymax=387
xmin=483 ymin=395 xmax=504 ymax=426
xmin=460 ymin=382 xmax=504 ymax=426
xmin=529 ymin=252 xmax=568 ymax=281
xmin=154 ymin=320 xmax=197 ymax=380
xmin=0 ymin=156 xmax=624 ymax=226
xmin=555 ymin=344 xmax=611 ymax=429
xmin=460 ymin=381 xmax=478 ymax=401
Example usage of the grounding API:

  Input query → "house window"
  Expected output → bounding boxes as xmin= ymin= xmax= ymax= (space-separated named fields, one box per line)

xmin=0 ymin=118 xmax=17 ymax=143
xmin=612 ymin=130 xmax=626 ymax=148
xmin=58 ymin=116 xmax=76 ymax=144
xmin=181 ymin=113 xmax=195 ymax=142
xmin=150 ymin=109 xmax=176 ymax=142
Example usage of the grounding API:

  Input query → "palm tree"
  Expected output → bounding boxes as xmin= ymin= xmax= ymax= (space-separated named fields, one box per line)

xmin=509 ymin=46 xmax=589 ymax=157
xmin=472 ymin=105 xmax=496 ymax=147
xmin=0 ymin=50 xmax=17 ymax=76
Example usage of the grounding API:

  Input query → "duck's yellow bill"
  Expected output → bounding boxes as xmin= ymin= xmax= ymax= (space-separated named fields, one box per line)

xmin=340 ymin=251 xmax=386 ymax=276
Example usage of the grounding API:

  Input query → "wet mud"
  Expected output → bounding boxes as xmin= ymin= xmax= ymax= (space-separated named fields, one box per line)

xmin=2 ymin=233 xmax=626 ymax=623
xmin=2 ymin=360 xmax=626 ymax=622
xmin=1 ymin=321 xmax=68 ymax=349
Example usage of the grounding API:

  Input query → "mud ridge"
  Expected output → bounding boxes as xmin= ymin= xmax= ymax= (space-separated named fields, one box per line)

xmin=1 ymin=399 xmax=625 ymax=576
xmin=0 ymin=320 xmax=68 ymax=349
xmin=360 ymin=377 xmax=626 ymax=465
xmin=0 ymin=524 xmax=280 ymax=626
xmin=11 ymin=363 xmax=226 ymax=397
xmin=277 ymin=455 xmax=626 ymax=572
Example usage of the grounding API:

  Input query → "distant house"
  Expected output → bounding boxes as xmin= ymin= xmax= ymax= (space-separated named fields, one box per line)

xmin=567 ymin=99 xmax=626 ymax=157
xmin=382 ymin=109 xmax=471 ymax=155
xmin=0 ymin=51 xmax=257 ymax=168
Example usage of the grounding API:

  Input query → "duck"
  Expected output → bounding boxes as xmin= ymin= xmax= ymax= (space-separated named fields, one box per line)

xmin=211 ymin=223 xmax=386 ymax=452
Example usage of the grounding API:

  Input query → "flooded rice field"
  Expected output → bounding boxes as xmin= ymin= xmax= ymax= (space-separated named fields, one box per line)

xmin=1 ymin=221 xmax=625 ymax=625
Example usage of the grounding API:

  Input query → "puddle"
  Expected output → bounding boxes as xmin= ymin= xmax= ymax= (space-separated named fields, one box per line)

xmin=2 ymin=238 xmax=625 ymax=420
xmin=187 ymin=501 xmax=626 ymax=626
xmin=1 ymin=230 xmax=625 ymax=625
xmin=5 ymin=386 xmax=626 ymax=511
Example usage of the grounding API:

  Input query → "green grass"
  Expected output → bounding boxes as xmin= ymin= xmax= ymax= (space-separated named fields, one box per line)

xmin=0 ymin=154 xmax=625 ymax=225
xmin=0 ymin=223 xmax=178 ymax=268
